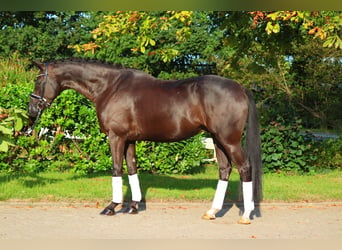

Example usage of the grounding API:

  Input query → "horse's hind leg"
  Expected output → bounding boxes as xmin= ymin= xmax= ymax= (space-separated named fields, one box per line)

xmin=202 ymin=140 xmax=232 ymax=220
xmin=224 ymin=143 xmax=255 ymax=224
xmin=202 ymin=137 xmax=255 ymax=224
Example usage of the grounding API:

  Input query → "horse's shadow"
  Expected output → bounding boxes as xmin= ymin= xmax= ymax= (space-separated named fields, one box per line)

xmin=216 ymin=202 xmax=262 ymax=221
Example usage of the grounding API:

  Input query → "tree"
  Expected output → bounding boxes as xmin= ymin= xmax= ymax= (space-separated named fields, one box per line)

xmin=251 ymin=11 xmax=342 ymax=49
xmin=69 ymin=11 xmax=197 ymax=76
xmin=207 ymin=11 xmax=341 ymax=129
xmin=0 ymin=11 xmax=101 ymax=61
xmin=246 ymin=11 xmax=342 ymax=128
xmin=2 ymin=11 xmax=340 ymax=129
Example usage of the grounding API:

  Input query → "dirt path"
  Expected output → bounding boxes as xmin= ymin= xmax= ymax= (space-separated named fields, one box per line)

xmin=0 ymin=201 xmax=341 ymax=239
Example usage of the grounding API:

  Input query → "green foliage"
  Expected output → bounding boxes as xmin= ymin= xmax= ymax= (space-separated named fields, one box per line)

xmin=0 ymin=55 xmax=209 ymax=175
xmin=0 ymin=108 xmax=28 ymax=152
xmin=69 ymin=11 xmax=222 ymax=78
xmin=310 ymin=138 xmax=342 ymax=171
xmin=136 ymin=134 xmax=208 ymax=174
xmin=289 ymin=41 xmax=342 ymax=129
xmin=0 ymin=12 xmax=341 ymax=175
xmin=219 ymin=11 xmax=342 ymax=130
xmin=0 ymin=11 xmax=101 ymax=61
xmin=0 ymin=52 xmax=36 ymax=89
xmin=1 ymin=108 xmax=208 ymax=175
xmin=1 ymin=11 xmax=341 ymax=130
xmin=261 ymin=116 xmax=318 ymax=174
xmin=0 ymin=54 xmax=33 ymax=153
xmin=263 ymin=11 xmax=342 ymax=49
xmin=70 ymin=11 xmax=193 ymax=63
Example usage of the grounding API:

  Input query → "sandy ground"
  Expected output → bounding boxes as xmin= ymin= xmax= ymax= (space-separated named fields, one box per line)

xmin=0 ymin=201 xmax=341 ymax=239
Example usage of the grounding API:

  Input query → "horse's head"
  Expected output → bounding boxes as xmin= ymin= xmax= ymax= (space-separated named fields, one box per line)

xmin=28 ymin=61 xmax=60 ymax=126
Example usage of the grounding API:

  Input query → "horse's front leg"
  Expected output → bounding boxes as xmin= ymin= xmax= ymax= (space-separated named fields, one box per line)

xmin=100 ymin=133 xmax=126 ymax=216
xmin=124 ymin=141 xmax=142 ymax=214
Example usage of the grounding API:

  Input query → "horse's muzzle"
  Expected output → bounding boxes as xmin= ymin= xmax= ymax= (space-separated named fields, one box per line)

xmin=27 ymin=101 xmax=43 ymax=132
xmin=28 ymin=103 xmax=39 ymax=121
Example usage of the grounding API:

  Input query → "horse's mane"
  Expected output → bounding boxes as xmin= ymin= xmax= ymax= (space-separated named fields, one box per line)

xmin=49 ymin=57 xmax=124 ymax=70
xmin=46 ymin=57 xmax=155 ymax=78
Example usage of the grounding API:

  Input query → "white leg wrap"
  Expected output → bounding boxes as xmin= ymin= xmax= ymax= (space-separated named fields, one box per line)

xmin=112 ymin=176 xmax=123 ymax=204
xmin=128 ymin=174 xmax=142 ymax=202
xmin=212 ymin=180 xmax=228 ymax=210
xmin=242 ymin=181 xmax=254 ymax=218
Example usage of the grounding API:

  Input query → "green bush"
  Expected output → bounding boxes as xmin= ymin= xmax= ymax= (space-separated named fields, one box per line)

xmin=261 ymin=116 xmax=317 ymax=174
xmin=136 ymin=134 xmax=208 ymax=174
xmin=1 ymin=117 xmax=208 ymax=175
xmin=0 ymin=55 xmax=209 ymax=175
xmin=0 ymin=108 xmax=28 ymax=152
xmin=310 ymin=138 xmax=342 ymax=171
xmin=0 ymin=54 xmax=33 ymax=155
xmin=1 ymin=56 xmax=340 ymax=176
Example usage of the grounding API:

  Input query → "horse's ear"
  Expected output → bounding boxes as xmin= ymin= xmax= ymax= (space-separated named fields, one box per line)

xmin=32 ymin=60 xmax=44 ymax=70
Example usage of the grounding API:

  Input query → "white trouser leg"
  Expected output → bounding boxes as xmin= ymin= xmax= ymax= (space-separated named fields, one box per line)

xmin=128 ymin=174 xmax=142 ymax=202
xmin=112 ymin=176 xmax=123 ymax=204
xmin=242 ymin=181 xmax=255 ymax=218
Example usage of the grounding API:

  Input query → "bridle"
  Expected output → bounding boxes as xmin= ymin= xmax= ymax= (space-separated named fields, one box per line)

xmin=29 ymin=62 xmax=51 ymax=125
xmin=30 ymin=62 xmax=51 ymax=108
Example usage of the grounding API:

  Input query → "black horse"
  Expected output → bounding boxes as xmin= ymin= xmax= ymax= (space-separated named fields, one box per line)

xmin=28 ymin=59 xmax=262 ymax=224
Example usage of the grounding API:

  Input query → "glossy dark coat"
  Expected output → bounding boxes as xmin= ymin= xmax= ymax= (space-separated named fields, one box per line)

xmin=28 ymin=59 xmax=262 ymax=202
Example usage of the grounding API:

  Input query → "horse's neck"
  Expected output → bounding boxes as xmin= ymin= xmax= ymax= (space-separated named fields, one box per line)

xmin=58 ymin=64 xmax=112 ymax=102
xmin=63 ymin=80 xmax=96 ymax=102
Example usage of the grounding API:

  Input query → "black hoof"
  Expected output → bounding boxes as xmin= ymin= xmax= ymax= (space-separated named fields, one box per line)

xmin=124 ymin=201 xmax=139 ymax=214
xmin=100 ymin=207 xmax=115 ymax=216
xmin=100 ymin=202 xmax=119 ymax=216
xmin=124 ymin=206 xmax=138 ymax=214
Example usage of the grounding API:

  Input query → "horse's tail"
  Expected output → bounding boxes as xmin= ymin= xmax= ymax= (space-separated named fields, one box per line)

xmin=244 ymin=88 xmax=263 ymax=203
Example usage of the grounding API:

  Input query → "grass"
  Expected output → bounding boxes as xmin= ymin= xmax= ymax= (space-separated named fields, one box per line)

xmin=263 ymin=171 xmax=342 ymax=202
xmin=0 ymin=165 xmax=341 ymax=204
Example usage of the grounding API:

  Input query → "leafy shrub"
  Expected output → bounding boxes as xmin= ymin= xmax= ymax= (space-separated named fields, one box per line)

xmin=310 ymin=138 xmax=342 ymax=171
xmin=1 ymin=121 xmax=208 ymax=175
xmin=1 ymin=56 xmax=340 ymax=176
xmin=0 ymin=54 xmax=33 ymax=155
xmin=136 ymin=134 xmax=208 ymax=174
xmin=0 ymin=108 xmax=28 ymax=152
xmin=261 ymin=116 xmax=317 ymax=174
xmin=0 ymin=55 xmax=209 ymax=175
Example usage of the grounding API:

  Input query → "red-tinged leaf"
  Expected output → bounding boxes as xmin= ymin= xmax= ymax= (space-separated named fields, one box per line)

xmin=308 ymin=27 xmax=318 ymax=35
